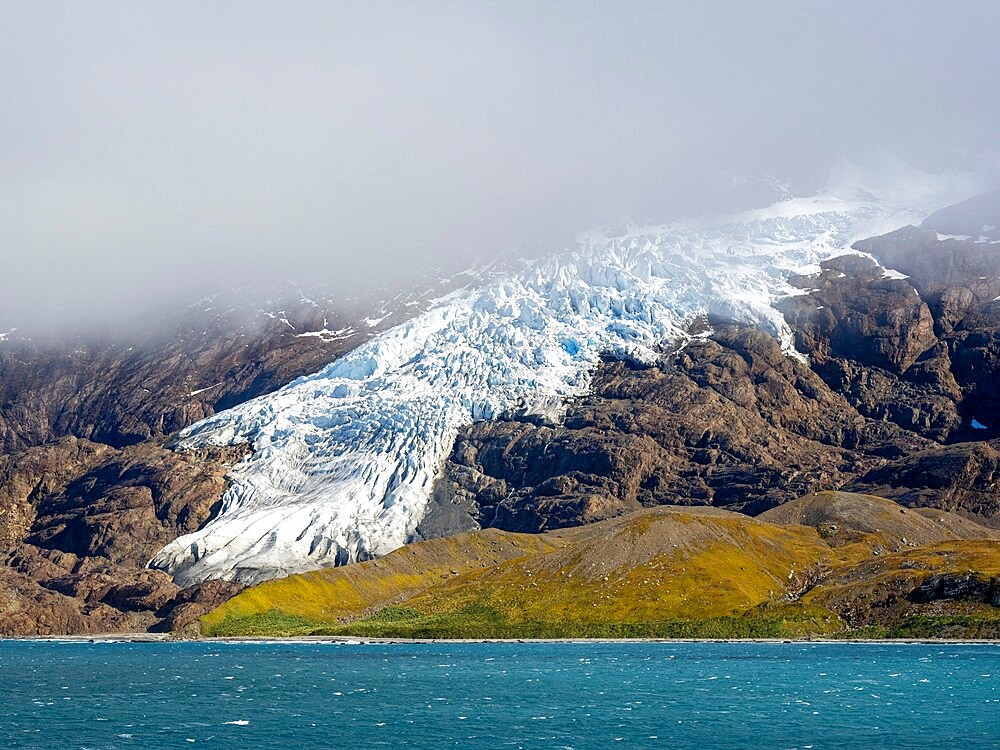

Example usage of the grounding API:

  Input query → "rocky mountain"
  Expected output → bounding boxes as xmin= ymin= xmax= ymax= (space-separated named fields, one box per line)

xmin=1 ymin=181 xmax=999 ymax=636
xmin=0 ymin=277 xmax=469 ymax=453
xmin=0 ymin=269 xmax=489 ymax=634
xmin=435 ymin=213 xmax=1000 ymax=535
xmin=149 ymin=178 xmax=999 ymax=588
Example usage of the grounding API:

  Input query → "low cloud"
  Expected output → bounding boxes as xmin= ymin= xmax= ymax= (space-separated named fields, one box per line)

xmin=2 ymin=1 xmax=999 ymax=328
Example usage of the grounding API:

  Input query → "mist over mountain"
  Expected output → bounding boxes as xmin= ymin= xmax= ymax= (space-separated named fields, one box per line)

xmin=3 ymin=2 xmax=1000 ymax=330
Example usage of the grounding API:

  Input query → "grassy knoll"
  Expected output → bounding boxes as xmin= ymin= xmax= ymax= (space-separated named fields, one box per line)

xmin=200 ymin=496 xmax=1000 ymax=640
xmin=201 ymin=528 xmax=565 ymax=636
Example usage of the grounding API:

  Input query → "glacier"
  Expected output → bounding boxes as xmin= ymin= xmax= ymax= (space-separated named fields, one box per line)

xmin=149 ymin=169 xmax=978 ymax=586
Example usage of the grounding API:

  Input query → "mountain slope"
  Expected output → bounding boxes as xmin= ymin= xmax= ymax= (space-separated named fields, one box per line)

xmin=4 ymin=178 xmax=1000 ymax=635
xmin=153 ymin=181 xmax=976 ymax=586
xmin=202 ymin=494 xmax=1000 ymax=639
xmin=0 ymin=278 xmax=464 ymax=453
xmin=0 ymin=273 xmax=481 ymax=634
xmin=439 ymin=224 xmax=1000 ymax=537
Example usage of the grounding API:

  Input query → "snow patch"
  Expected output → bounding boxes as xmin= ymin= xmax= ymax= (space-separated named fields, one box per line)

xmin=188 ymin=383 xmax=223 ymax=397
xmin=295 ymin=327 xmax=356 ymax=342
xmin=881 ymin=269 xmax=910 ymax=280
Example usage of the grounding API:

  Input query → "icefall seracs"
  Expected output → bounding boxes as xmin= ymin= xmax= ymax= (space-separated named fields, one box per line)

xmin=150 ymin=177 xmax=973 ymax=585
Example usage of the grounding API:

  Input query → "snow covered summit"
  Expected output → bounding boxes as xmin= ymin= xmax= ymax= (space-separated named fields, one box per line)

xmin=150 ymin=173 xmax=975 ymax=586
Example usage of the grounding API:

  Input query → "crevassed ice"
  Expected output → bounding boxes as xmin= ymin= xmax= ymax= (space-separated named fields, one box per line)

xmin=149 ymin=187 xmax=960 ymax=586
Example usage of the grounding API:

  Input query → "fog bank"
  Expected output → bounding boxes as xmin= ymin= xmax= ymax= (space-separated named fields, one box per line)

xmin=2 ymin=1 xmax=999 ymax=327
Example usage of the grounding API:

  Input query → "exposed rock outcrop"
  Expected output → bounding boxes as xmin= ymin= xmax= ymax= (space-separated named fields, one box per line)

xmin=0 ymin=275 xmax=471 ymax=634
xmin=435 ymin=325 xmax=929 ymax=532
xmin=436 ymin=191 xmax=1000 ymax=535
xmin=848 ymin=440 xmax=1000 ymax=521
xmin=0 ymin=438 xmax=247 ymax=633
xmin=25 ymin=440 xmax=248 ymax=566
xmin=908 ymin=572 xmax=1000 ymax=605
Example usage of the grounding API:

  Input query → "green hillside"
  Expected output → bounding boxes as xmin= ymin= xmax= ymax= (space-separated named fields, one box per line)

xmin=201 ymin=494 xmax=1000 ymax=639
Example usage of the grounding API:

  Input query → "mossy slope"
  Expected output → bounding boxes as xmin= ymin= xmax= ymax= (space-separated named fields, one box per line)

xmin=201 ymin=528 xmax=564 ymax=635
xmin=202 ymin=494 xmax=1000 ymax=639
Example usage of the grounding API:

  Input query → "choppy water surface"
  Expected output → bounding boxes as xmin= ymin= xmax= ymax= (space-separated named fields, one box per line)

xmin=1 ymin=640 xmax=998 ymax=749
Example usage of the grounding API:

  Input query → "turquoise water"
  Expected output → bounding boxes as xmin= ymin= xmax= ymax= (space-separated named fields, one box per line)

xmin=1 ymin=640 xmax=998 ymax=749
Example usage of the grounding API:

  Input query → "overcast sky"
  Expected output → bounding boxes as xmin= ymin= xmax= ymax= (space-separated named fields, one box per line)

xmin=2 ymin=1 xmax=999 ymax=325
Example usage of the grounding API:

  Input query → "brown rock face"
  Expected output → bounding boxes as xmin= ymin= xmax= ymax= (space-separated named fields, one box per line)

xmin=854 ymin=227 xmax=1000 ymax=336
xmin=435 ymin=324 xmax=930 ymax=532
xmin=436 ymin=191 xmax=1000 ymax=536
xmin=780 ymin=255 xmax=938 ymax=374
xmin=0 ymin=273 xmax=475 ymax=634
xmin=0 ymin=564 xmax=131 ymax=636
xmin=778 ymin=256 xmax=962 ymax=441
xmin=0 ymin=438 xmax=115 ymax=547
xmin=849 ymin=440 xmax=1000 ymax=521
xmin=0 ymin=436 xmax=248 ymax=633
xmin=25 ymin=440 xmax=248 ymax=566
xmin=854 ymin=232 xmax=1000 ymax=437
xmin=0 ymin=542 xmax=246 ymax=635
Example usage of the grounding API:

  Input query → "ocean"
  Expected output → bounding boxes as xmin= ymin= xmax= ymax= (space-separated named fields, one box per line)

xmin=1 ymin=640 xmax=997 ymax=749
